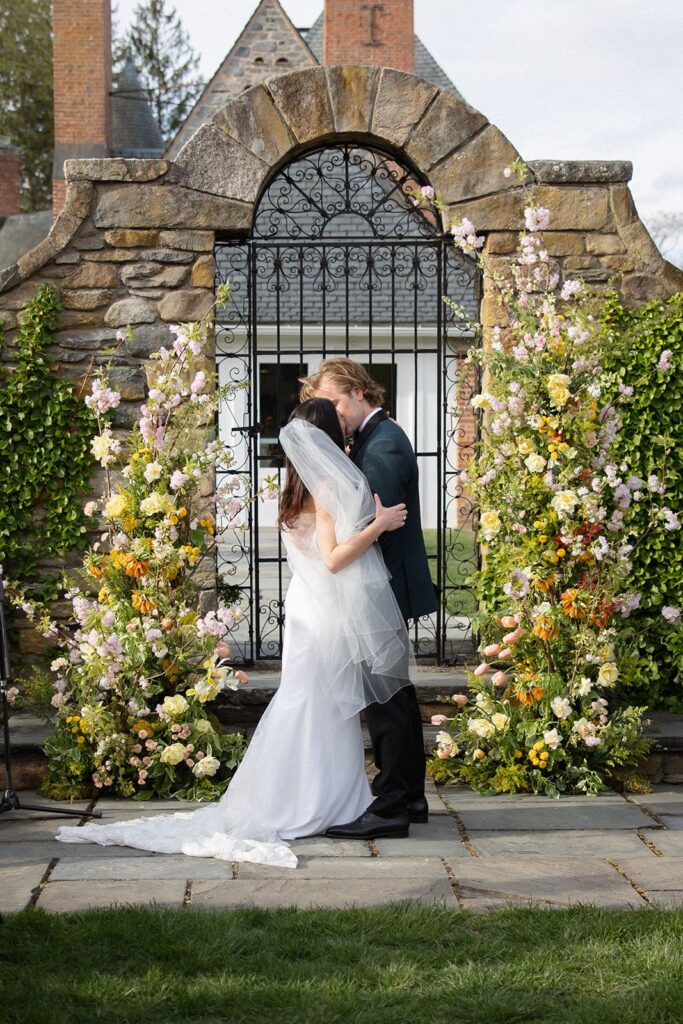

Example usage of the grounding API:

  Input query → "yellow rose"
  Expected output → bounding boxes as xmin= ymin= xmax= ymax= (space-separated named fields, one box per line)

xmin=162 ymin=694 xmax=189 ymax=718
xmin=598 ymin=662 xmax=619 ymax=687
xmin=491 ymin=712 xmax=509 ymax=731
xmin=480 ymin=510 xmax=501 ymax=541
xmin=517 ymin=437 xmax=536 ymax=456
xmin=140 ymin=492 xmax=173 ymax=516
xmin=160 ymin=742 xmax=187 ymax=766
xmin=547 ymin=373 xmax=571 ymax=408
xmin=104 ymin=493 xmax=128 ymax=520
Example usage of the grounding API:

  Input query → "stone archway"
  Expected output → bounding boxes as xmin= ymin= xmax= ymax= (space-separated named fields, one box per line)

xmin=1 ymin=65 xmax=681 ymax=658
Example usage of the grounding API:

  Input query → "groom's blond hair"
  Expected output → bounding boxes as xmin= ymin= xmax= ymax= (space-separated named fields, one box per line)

xmin=299 ymin=358 xmax=385 ymax=407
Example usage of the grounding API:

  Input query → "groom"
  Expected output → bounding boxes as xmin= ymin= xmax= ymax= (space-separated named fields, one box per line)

xmin=300 ymin=358 xmax=437 ymax=839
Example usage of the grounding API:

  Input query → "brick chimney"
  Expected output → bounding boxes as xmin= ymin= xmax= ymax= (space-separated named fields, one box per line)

xmin=0 ymin=138 xmax=21 ymax=216
xmin=324 ymin=0 xmax=415 ymax=72
xmin=52 ymin=0 xmax=112 ymax=216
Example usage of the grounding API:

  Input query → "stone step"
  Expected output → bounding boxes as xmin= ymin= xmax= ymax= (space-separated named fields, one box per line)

xmin=214 ymin=667 xmax=469 ymax=725
xmin=2 ymin=709 xmax=682 ymax=790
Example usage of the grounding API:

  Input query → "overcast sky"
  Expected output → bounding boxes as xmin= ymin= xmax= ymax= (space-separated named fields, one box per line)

xmin=115 ymin=0 xmax=683 ymax=261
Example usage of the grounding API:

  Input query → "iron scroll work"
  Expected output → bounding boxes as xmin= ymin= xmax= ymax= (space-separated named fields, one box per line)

xmin=214 ymin=143 xmax=481 ymax=665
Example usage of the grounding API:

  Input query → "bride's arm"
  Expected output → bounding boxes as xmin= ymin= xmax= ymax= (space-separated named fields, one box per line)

xmin=315 ymin=495 xmax=406 ymax=574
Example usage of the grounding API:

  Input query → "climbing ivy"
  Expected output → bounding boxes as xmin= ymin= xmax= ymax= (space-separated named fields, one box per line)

xmin=0 ymin=284 xmax=97 ymax=596
xmin=600 ymin=290 xmax=683 ymax=710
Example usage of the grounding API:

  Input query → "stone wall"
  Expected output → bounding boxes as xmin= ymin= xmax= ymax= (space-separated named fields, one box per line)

xmin=1 ymin=65 xmax=681 ymax=654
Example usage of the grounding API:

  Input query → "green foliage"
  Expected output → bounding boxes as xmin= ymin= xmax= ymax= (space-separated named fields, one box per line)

xmin=114 ymin=0 xmax=202 ymax=142
xmin=601 ymin=291 xmax=683 ymax=709
xmin=0 ymin=284 xmax=96 ymax=592
xmin=0 ymin=0 xmax=53 ymax=211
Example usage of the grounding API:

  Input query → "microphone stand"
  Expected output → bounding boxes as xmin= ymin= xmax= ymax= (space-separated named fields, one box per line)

xmin=0 ymin=568 xmax=100 ymax=819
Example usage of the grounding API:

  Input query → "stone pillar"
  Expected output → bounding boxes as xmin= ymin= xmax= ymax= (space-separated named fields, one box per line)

xmin=323 ymin=0 xmax=415 ymax=73
xmin=52 ymin=0 xmax=112 ymax=217
xmin=0 ymin=137 xmax=21 ymax=216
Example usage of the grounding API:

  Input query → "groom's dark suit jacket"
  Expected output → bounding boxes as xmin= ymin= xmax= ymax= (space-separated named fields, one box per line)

xmin=350 ymin=411 xmax=437 ymax=623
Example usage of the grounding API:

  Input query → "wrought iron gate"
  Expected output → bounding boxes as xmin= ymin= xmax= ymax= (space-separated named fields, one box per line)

xmin=214 ymin=143 xmax=480 ymax=665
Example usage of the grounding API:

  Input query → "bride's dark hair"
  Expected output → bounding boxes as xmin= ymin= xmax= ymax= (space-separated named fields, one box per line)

xmin=278 ymin=398 xmax=345 ymax=530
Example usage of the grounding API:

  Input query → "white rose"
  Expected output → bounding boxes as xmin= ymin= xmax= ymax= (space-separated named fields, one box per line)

xmin=471 ymin=392 xmax=494 ymax=410
xmin=524 ymin=453 xmax=546 ymax=474
xmin=162 ymin=694 xmax=188 ymax=718
xmin=160 ymin=742 xmax=187 ymax=765
xmin=84 ymin=501 xmax=99 ymax=517
xmin=577 ymin=677 xmax=594 ymax=697
xmin=192 ymin=755 xmax=220 ymax=778
xmin=550 ymin=696 xmax=572 ymax=719
xmin=598 ymin=662 xmax=619 ymax=687
xmin=543 ymin=728 xmax=561 ymax=750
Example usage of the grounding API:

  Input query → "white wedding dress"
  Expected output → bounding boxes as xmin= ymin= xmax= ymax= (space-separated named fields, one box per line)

xmin=56 ymin=420 xmax=413 ymax=869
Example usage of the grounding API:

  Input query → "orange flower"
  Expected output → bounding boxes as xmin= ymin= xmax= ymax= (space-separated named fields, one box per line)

xmin=534 ymin=574 xmax=556 ymax=592
xmin=532 ymin=615 xmax=557 ymax=641
xmin=131 ymin=590 xmax=156 ymax=613
xmin=87 ymin=563 xmax=104 ymax=580
xmin=515 ymin=685 xmax=545 ymax=706
xmin=589 ymin=600 xmax=616 ymax=629
xmin=560 ymin=588 xmax=587 ymax=619
xmin=125 ymin=557 xmax=149 ymax=579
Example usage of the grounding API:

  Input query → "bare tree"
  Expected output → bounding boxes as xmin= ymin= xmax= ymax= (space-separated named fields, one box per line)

xmin=645 ymin=211 xmax=683 ymax=268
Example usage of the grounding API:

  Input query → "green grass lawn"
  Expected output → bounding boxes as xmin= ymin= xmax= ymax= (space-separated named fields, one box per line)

xmin=423 ymin=529 xmax=477 ymax=615
xmin=2 ymin=904 xmax=683 ymax=1024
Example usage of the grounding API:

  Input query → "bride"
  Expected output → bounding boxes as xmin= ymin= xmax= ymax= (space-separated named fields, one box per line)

xmin=56 ymin=398 xmax=414 ymax=868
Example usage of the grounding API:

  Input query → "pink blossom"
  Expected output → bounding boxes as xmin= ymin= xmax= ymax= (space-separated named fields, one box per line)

xmin=658 ymin=349 xmax=672 ymax=372
xmin=502 ymin=628 xmax=524 ymax=645
xmin=431 ymin=714 xmax=448 ymax=725
xmin=524 ymin=207 xmax=550 ymax=232
xmin=420 ymin=185 xmax=435 ymax=199
xmin=491 ymin=671 xmax=508 ymax=686
xmin=498 ymin=648 xmax=512 ymax=660
xmin=662 ymin=606 xmax=681 ymax=624
xmin=483 ymin=643 xmax=501 ymax=657
xmin=452 ymin=694 xmax=469 ymax=707
xmin=560 ymin=279 xmax=582 ymax=301
xmin=474 ymin=663 xmax=491 ymax=676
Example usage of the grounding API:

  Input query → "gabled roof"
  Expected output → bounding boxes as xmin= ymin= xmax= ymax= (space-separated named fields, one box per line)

xmin=166 ymin=0 xmax=317 ymax=159
xmin=111 ymin=59 xmax=165 ymax=158
xmin=168 ymin=2 xmax=466 ymax=160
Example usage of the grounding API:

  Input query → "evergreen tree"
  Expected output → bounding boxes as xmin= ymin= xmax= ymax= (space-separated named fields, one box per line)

xmin=0 ymin=0 xmax=53 ymax=211
xmin=114 ymin=0 xmax=203 ymax=143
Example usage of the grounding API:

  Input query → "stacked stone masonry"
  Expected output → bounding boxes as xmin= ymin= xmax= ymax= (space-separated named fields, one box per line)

xmin=1 ymin=66 xmax=680 ymax=654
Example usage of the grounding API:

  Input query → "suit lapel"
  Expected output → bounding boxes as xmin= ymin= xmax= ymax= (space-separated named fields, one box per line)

xmin=350 ymin=410 xmax=388 ymax=463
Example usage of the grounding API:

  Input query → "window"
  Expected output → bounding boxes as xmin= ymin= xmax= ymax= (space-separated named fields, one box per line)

xmin=258 ymin=363 xmax=306 ymax=467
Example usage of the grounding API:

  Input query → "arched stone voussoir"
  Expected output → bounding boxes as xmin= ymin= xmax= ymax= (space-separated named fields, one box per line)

xmin=325 ymin=65 xmax=382 ymax=134
xmin=267 ymin=66 xmax=335 ymax=146
xmin=430 ymin=124 xmax=525 ymax=206
xmin=371 ymin=68 xmax=439 ymax=149
xmin=211 ymin=84 xmax=295 ymax=168
xmin=405 ymin=88 xmax=488 ymax=172
xmin=173 ymin=122 xmax=270 ymax=204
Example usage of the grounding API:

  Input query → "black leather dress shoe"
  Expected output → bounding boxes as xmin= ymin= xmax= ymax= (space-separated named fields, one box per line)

xmin=407 ymin=797 xmax=429 ymax=824
xmin=325 ymin=810 xmax=410 ymax=839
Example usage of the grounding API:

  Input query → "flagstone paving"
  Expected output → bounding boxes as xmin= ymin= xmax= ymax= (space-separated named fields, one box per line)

xmin=2 ymin=782 xmax=682 ymax=915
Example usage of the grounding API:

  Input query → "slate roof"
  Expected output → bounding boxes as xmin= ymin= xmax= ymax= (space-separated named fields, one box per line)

xmin=111 ymin=59 xmax=165 ymax=158
xmin=0 ymin=210 xmax=52 ymax=271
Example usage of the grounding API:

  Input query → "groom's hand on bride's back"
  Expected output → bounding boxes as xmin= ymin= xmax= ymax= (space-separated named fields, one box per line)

xmin=374 ymin=493 xmax=407 ymax=533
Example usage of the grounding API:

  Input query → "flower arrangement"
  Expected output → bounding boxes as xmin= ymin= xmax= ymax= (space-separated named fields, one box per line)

xmin=13 ymin=285 xmax=257 ymax=801
xmin=415 ymin=167 xmax=679 ymax=796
